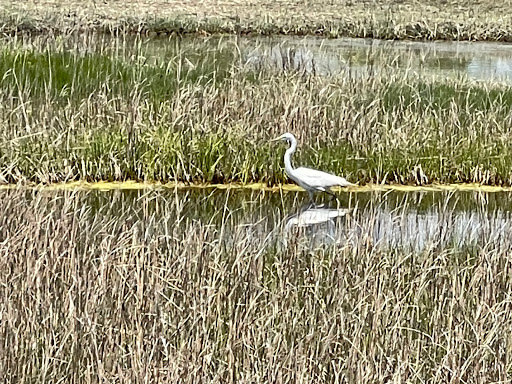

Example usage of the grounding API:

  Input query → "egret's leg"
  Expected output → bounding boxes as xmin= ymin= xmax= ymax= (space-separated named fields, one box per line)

xmin=325 ymin=189 xmax=340 ymax=204
xmin=308 ymin=190 xmax=316 ymax=207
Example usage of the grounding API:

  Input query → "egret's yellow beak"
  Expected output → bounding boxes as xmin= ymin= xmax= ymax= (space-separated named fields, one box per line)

xmin=270 ymin=135 xmax=283 ymax=142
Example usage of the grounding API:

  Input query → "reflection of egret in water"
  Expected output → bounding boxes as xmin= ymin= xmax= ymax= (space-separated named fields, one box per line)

xmin=167 ymin=189 xmax=512 ymax=255
xmin=282 ymin=205 xmax=351 ymax=249
xmin=274 ymin=191 xmax=512 ymax=253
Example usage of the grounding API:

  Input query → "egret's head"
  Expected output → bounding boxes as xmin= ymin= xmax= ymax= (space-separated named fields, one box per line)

xmin=272 ymin=133 xmax=296 ymax=144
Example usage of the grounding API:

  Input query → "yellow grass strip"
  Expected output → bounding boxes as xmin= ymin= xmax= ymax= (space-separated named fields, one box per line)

xmin=1 ymin=181 xmax=511 ymax=193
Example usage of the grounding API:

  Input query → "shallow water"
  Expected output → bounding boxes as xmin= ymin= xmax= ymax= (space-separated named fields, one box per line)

xmin=243 ymin=36 xmax=512 ymax=81
xmin=5 ymin=34 xmax=512 ymax=82
xmin=10 ymin=188 xmax=512 ymax=253
xmin=136 ymin=35 xmax=512 ymax=81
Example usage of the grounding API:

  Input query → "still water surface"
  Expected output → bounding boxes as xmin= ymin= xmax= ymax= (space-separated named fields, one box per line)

xmin=21 ymin=188 xmax=512 ymax=253
xmin=134 ymin=35 xmax=512 ymax=82
xmin=14 ymin=33 xmax=512 ymax=82
xmin=243 ymin=37 xmax=512 ymax=81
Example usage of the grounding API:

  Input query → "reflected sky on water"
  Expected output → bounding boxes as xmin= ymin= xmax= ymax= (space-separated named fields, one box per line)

xmin=243 ymin=36 xmax=512 ymax=81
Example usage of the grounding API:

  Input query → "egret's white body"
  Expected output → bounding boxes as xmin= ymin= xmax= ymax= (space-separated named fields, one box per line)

xmin=273 ymin=133 xmax=354 ymax=202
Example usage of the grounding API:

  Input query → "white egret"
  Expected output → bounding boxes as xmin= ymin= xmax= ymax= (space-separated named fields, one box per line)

xmin=272 ymin=133 xmax=355 ymax=202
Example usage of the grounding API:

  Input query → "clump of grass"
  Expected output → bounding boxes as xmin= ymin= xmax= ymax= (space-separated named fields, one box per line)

xmin=1 ymin=188 xmax=512 ymax=382
xmin=0 ymin=34 xmax=237 ymax=102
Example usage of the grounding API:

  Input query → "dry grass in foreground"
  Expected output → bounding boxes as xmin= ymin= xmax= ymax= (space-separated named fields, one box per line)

xmin=2 ymin=0 xmax=512 ymax=40
xmin=1 ymin=189 xmax=512 ymax=383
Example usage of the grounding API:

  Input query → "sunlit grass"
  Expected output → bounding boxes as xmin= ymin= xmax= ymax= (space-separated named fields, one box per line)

xmin=3 ymin=0 xmax=512 ymax=41
xmin=1 ymin=189 xmax=512 ymax=382
xmin=1 ymin=34 xmax=512 ymax=186
xmin=0 ymin=37 xmax=237 ymax=102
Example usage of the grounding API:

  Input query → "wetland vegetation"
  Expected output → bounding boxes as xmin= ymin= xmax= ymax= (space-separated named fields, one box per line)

xmin=3 ymin=0 xmax=512 ymax=41
xmin=1 ymin=33 xmax=512 ymax=186
xmin=2 ymin=188 xmax=512 ymax=382
xmin=2 ymin=1 xmax=512 ymax=383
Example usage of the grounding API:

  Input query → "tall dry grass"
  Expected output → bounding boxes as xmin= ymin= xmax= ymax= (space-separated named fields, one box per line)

xmin=1 ymin=188 xmax=512 ymax=382
xmin=2 ymin=0 xmax=512 ymax=41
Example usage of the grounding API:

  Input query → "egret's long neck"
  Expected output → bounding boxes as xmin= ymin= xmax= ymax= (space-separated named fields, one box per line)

xmin=284 ymin=137 xmax=297 ymax=176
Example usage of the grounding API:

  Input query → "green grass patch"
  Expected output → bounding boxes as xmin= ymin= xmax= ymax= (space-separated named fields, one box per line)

xmin=0 ymin=40 xmax=238 ymax=103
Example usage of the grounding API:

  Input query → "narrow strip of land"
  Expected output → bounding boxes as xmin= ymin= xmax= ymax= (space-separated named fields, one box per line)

xmin=2 ymin=0 xmax=512 ymax=41
xmin=2 ymin=181 xmax=511 ymax=193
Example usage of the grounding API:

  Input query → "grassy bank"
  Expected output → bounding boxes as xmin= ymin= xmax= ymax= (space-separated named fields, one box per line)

xmin=1 ymin=34 xmax=512 ymax=186
xmin=1 ymin=188 xmax=512 ymax=382
xmin=2 ymin=0 xmax=512 ymax=41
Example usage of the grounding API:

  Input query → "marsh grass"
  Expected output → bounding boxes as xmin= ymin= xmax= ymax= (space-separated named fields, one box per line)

xmin=2 ymin=34 xmax=512 ymax=186
xmin=1 ymin=188 xmax=512 ymax=382
xmin=3 ymin=0 xmax=512 ymax=41
xmin=0 ymin=35 xmax=238 ymax=102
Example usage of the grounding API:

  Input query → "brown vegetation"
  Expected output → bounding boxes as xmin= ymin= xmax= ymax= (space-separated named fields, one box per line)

xmin=2 ymin=0 xmax=512 ymax=40
xmin=1 ymin=189 xmax=511 ymax=382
